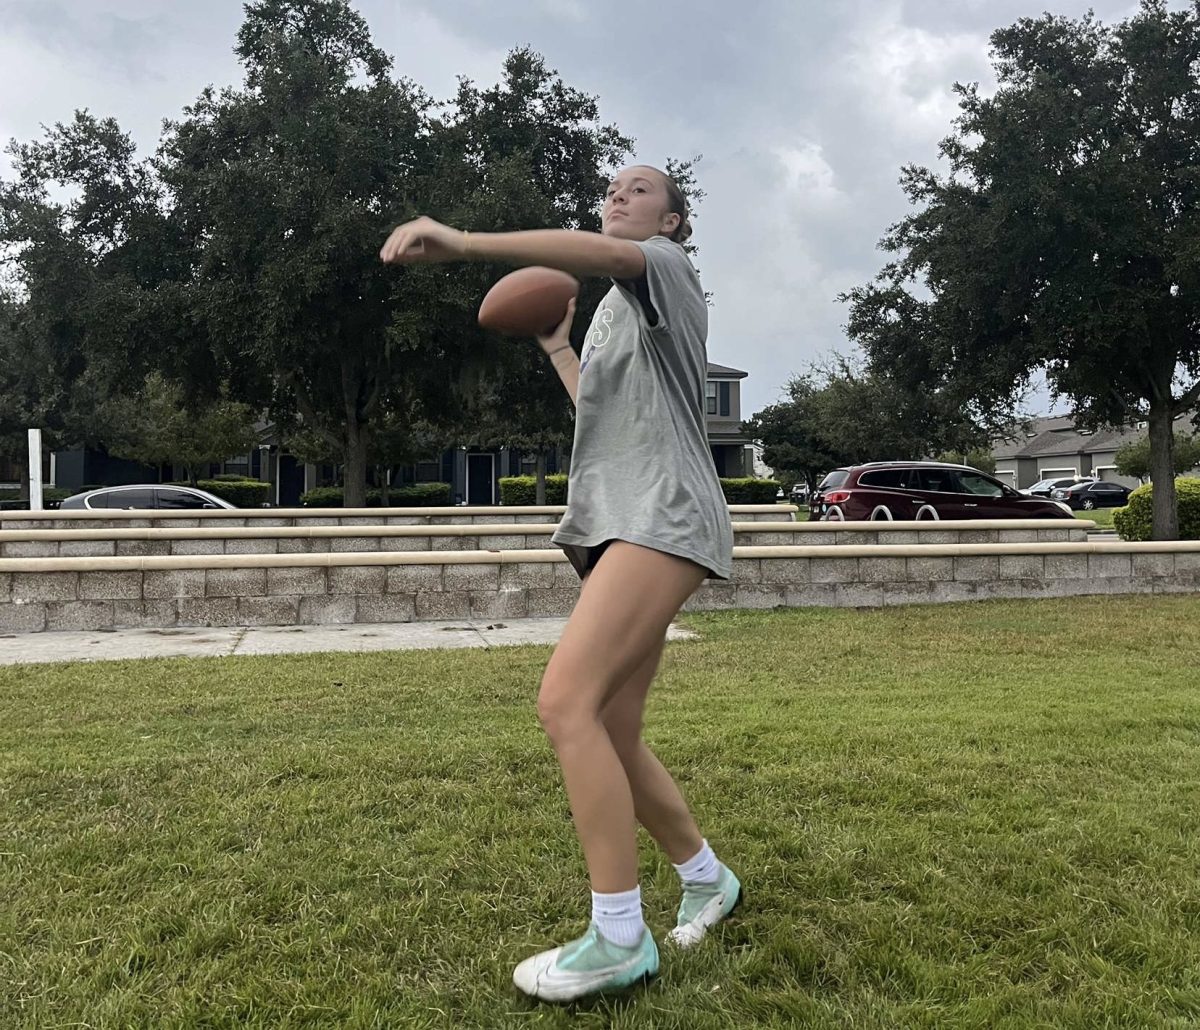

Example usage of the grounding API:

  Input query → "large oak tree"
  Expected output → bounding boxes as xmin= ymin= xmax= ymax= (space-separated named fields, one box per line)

xmin=845 ymin=0 xmax=1200 ymax=539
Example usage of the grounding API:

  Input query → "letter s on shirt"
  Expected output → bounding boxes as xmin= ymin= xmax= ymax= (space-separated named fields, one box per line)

xmin=579 ymin=307 xmax=614 ymax=375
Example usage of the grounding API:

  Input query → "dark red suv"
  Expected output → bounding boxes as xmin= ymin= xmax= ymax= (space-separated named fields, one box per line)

xmin=811 ymin=462 xmax=1075 ymax=522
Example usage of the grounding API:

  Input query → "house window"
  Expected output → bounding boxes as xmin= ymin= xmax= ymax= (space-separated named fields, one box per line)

xmin=415 ymin=460 xmax=441 ymax=483
xmin=719 ymin=382 xmax=730 ymax=417
xmin=706 ymin=381 xmax=717 ymax=415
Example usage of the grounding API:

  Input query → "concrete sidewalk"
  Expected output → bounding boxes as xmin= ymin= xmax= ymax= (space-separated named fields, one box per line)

xmin=0 ymin=619 xmax=699 ymax=667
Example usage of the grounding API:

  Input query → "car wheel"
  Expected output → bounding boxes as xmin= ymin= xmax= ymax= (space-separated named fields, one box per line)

xmin=1082 ymin=498 xmax=1096 ymax=510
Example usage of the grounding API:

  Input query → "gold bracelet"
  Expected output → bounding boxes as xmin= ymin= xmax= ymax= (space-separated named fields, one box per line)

xmin=547 ymin=344 xmax=572 ymax=357
xmin=462 ymin=229 xmax=471 ymax=256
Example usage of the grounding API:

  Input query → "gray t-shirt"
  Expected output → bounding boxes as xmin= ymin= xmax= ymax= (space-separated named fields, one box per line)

xmin=552 ymin=234 xmax=734 ymax=580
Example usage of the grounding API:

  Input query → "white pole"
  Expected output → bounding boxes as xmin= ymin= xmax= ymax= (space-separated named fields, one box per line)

xmin=27 ymin=428 xmax=44 ymax=511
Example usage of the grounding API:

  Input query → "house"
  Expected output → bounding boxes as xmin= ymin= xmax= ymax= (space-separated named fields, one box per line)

xmin=303 ymin=360 xmax=754 ymax=505
xmin=991 ymin=415 xmax=1198 ymax=490
xmin=46 ymin=362 xmax=754 ymax=506
xmin=705 ymin=362 xmax=753 ymax=478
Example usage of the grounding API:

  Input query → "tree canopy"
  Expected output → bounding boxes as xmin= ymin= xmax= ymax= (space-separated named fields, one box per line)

xmin=1 ymin=0 xmax=658 ymax=506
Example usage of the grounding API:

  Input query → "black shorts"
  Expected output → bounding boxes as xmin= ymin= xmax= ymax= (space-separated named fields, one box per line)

xmin=559 ymin=538 xmax=723 ymax=582
xmin=559 ymin=540 xmax=616 ymax=580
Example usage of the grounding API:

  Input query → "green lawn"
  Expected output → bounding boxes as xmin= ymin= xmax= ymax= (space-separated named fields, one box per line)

xmin=3 ymin=596 xmax=1200 ymax=1028
xmin=1076 ymin=507 xmax=1119 ymax=529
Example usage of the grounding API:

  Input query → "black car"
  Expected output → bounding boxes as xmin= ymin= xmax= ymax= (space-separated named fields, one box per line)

xmin=1051 ymin=480 xmax=1133 ymax=510
xmin=1025 ymin=476 xmax=1088 ymax=498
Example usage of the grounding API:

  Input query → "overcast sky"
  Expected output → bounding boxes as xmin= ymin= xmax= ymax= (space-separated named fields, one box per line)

xmin=0 ymin=0 xmax=1155 ymax=418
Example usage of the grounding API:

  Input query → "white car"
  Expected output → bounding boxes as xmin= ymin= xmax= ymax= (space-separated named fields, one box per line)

xmin=58 ymin=485 xmax=235 ymax=510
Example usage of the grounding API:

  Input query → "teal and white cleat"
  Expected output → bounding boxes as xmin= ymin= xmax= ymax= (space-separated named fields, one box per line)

xmin=666 ymin=863 xmax=742 ymax=948
xmin=512 ymin=923 xmax=659 ymax=1002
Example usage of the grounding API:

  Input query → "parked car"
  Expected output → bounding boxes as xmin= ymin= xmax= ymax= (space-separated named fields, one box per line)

xmin=1051 ymin=480 xmax=1133 ymax=510
xmin=58 ymin=485 xmax=236 ymax=510
xmin=810 ymin=462 xmax=1074 ymax=521
xmin=1024 ymin=476 xmax=1091 ymax=498
xmin=788 ymin=482 xmax=809 ymax=506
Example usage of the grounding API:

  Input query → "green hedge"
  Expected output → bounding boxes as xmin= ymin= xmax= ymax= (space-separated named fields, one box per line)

xmin=168 ymin=478 xmax=271 ymax=507
xmin=497 ymin=476 xmax=786 ymax=506
xmin=720 ymin=478 xmax=783 ymax=504
xmin=0 ymin=487 xmax=73 ymax=502
xmin=1113 ymin=477 xmax=1200 ymax=541
xmin=299 ymin=483 xmax=452 ymax=508
xmin=199 ymin=478 xmax=270 ymax=507
xmin=0 ymin=487 xmax=74 ymax=510
xmin=499 ymin=475 xmax=569 ymax=505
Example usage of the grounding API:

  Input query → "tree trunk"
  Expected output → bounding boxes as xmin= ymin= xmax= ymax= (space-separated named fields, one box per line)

xmin=16 ymin=458 xmax=29 ymax=501
xmin=186 ymin=464 xmax=199 ymax=488
xmin=340 ymin=357 xmax=373 ymax=509
xmin=535 ymin=451 xmax=547 ymax=506
xmin=378 ymin=465 xmax=390 ymax=508
xmin=1147 ymin=396 xmax=1178 ymax=540
xmin=343 ymin=420 xmax=369 ymax=508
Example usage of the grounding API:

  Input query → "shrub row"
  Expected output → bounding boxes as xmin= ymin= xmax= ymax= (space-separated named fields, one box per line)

xmin=162 ymin=477 xmax=270 ymax=507
xmin=196 ymin=478 xmax=271 ymax=507
xmin=720 ymin=478 xmax=783 ymax=504
xmin=4 ymin=476 xmax=789 ymax=511
xmin=299 ymin=483 xmax=452 ymax=508
xmin=0 ymin=487 xmax=75 ymax=510
xmin=498 ymin=475 xmax=569 ymax=505
xmin=497 ymin=476 xmax=785 ymax=506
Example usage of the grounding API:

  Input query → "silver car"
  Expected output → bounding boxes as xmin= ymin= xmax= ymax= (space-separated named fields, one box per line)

xmin=58 ymin=485 xmax=235 ymax=510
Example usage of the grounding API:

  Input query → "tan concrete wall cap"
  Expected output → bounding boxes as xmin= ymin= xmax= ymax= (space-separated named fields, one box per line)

xmin=1 ymin=519 xmax=848 ymax=542
xmin=1 ymin=538 xmax=1194 ymax=575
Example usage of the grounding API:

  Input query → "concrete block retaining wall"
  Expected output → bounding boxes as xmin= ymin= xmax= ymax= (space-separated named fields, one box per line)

xmin=1 ymin=541 xmax=1196 ymax=635
xmin=0 ymin=519 xmax=1089 ymax=559
xmin=0 ymin=504 xmax=795 ymax=532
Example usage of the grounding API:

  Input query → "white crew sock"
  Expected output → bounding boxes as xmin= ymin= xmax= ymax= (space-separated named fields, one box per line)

xmin=673 ymin=839 xmax=720 ymax=885
xmin=590 ymin=885 xmax=645 ymax=948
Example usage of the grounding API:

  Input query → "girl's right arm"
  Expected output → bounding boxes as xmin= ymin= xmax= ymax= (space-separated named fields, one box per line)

xmin=536 ymin=299 xmax=579 ymax=407
xmin=380 ymin=217 xmax=645 ymax=280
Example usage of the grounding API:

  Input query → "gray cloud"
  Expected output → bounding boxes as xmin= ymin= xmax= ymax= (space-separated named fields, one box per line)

xmin=0 ymin=0 xmax=1154 ymax=416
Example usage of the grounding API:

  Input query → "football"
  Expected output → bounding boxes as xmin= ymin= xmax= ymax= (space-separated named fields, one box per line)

xmin=478 ymin=267 xmax=579 ymax=337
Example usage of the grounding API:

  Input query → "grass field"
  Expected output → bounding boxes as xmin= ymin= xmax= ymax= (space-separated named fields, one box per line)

xmin=1077 ymin=507 xmax=1119 ymax=529
xmin=3 ymin=596 xmax=1199 ymax=1028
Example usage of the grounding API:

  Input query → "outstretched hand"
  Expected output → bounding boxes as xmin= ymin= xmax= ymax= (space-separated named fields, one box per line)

xmin=380 ymin=216 xmax=469 ymax=264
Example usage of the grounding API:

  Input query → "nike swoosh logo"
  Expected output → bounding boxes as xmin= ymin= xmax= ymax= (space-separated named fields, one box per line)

xmin=539 ymin=953 xmax=643 ymax=991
